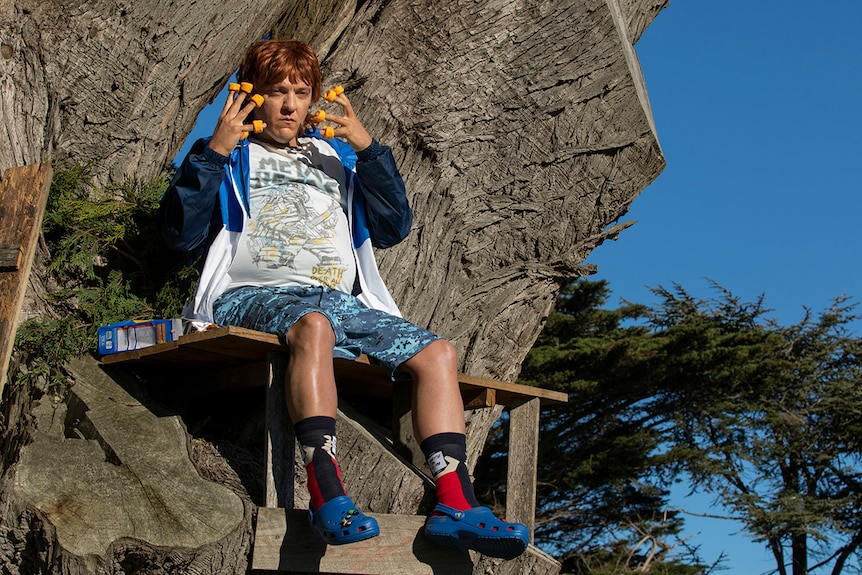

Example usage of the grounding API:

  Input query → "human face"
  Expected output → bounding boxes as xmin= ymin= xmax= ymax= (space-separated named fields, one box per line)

xmin=254 ymin=76 xmax=313 ymax=147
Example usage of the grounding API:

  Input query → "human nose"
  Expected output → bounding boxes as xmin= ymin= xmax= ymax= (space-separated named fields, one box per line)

xmin=281 ymin=90 xmax=298 ymax=112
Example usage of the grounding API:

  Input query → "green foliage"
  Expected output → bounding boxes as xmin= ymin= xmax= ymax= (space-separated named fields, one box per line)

xmin=13 ymin=316 xmax=90 ymax=391
xmin=12 ymin=163 xmax=194 ymax=390
xmin=485 ymin=278 xmax=862 ymax=574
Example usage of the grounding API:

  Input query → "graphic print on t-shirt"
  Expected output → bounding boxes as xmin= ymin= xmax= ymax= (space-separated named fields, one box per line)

xmin=247 ymin=184 xmax=345 ymax=287
xmin=226 ymin=140 xmax=357 ymax=293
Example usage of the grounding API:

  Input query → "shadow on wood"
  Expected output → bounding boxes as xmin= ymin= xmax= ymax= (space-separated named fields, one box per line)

xmin=0 ymin=163 xmax=52 ymax=395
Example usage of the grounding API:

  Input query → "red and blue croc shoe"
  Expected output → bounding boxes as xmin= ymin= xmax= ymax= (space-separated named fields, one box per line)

xmin=425 ymin=503 xmax=529 ymax=559
xmin=308 ymin=495 xmax=380 ymax=545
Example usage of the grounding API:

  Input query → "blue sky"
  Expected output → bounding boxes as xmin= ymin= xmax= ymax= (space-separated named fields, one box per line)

xmin=589 ymin=2 xmax=862 ymax=573
xmin=593 ymin=1 xmax=862 ymax=329
xmin=177 ymin=2 xmax=861 ymax=572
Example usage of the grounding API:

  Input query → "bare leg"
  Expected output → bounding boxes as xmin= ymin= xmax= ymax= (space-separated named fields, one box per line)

xmin=407 ymin=343 xmax=529 ymax=559
xmin=284 ymin=312 xmax=339 ymax=422
xmin=285 ymin=312 xmax=381 ymax=544
xmin=400 ymin=339 xmax=466 ymax=442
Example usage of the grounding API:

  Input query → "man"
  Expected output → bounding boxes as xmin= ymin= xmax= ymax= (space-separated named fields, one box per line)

xmin=157 ymin=39 xmax=528 ymax=559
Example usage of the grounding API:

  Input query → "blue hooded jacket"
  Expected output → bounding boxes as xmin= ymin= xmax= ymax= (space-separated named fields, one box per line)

xmin=157 ymin=133 xmax=411 ymax=327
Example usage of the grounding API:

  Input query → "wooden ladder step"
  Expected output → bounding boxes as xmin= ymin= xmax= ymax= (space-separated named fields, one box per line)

xmin=252 ymin=508 xmax=473 ymax=574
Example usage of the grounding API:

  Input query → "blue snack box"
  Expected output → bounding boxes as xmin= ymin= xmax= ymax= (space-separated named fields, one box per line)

xmin=98 ymin=319 xmax=183 ymax=355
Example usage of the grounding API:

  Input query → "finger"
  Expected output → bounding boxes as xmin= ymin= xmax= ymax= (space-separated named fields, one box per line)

xmin=321 ymin=112 xmax=346 ymax=126
xmin=338 ymin=96 xmax=357 ymax=118
xmin=227 ymin=90 xmax=249 ymax=117
xmin=326 ymin=89 xmax=353 ymax=113
xmin=238 ymin=98 xmax=261 ymax=119
xmin=221 ymin=87 xmax=238 ymax=115
xmin=222 ymin=81 xmax=250 ymax=114
xmin=238 ymin=120 xmax=266 ymax=134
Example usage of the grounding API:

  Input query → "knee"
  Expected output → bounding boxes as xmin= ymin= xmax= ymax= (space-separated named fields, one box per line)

xmin=430 ymin=338 xmax=458 ymax=363
xmin=286 ymin=312 xmax=335 ymax=350
xmin=416 ymin=339 xmax=459 ymax=370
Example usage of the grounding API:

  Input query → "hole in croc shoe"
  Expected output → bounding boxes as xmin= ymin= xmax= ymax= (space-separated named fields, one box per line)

xmin=343 ymin=530 xmax=350 ymax=536
xmin=479 ymin=523 xmax=485 ymax=528
xmin=358 ymin=526 xmax=366 ymax=532
xmin=507 ymin=526 xmax=514 ymax=531
xmin=492 ymin=526 xmax=499 ymax=531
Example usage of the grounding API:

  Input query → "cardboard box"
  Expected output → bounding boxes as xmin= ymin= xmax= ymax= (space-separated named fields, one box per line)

xmin=98 ymin=319 xmax=183 ymax=355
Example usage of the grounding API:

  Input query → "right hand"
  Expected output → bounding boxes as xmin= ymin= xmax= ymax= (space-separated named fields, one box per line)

xmin=207 ymin=85 xmax=264 ymax=157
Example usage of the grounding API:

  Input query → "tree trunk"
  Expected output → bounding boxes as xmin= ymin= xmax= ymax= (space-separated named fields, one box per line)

xmin=0 ymin=0 xmax=293 ymax=184
xmin=319 ymin=0 xmax=666 ymax=380
xmin=792 ymin=531 xmax=808 ymax=575
xmin=1 ymin=0 xmax=667 ymax=572
xmin=2 ymin=0 xmax=665 ymax=378
xmin=2 ymin=356 xmax=254 ymax=574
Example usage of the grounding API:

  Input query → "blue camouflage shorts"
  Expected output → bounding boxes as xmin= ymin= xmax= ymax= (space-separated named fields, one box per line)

xmin=212 ymin=285 xmax=440 ymax=379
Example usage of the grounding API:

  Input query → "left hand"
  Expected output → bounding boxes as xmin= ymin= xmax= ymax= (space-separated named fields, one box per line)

xmin=322 ymin=91 xmax=373 ymax=152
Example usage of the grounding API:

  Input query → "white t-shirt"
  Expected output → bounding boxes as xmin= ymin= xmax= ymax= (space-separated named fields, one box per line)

xmin=226 ymin=139 xmax=357 ymax=293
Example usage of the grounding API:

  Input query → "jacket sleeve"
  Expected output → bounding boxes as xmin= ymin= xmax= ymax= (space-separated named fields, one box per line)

xmin=354 ymin=140 xmax=413 ymax=249
xmin=157 ymin=139 xmax=227 ymax=252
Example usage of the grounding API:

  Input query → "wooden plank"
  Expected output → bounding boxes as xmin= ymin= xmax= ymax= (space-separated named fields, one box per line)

xmin=252 ymin=507 xmax=474 ymax=574
xmin=463 ymin=387 xmax=495 ymax=409
xmin=101 ymin=325 xmax=282 ymax=366
xmin=505 ymin=397 xmax=540 ymax=541
xmin=458 ymin=372 xmax=567 ymax=405
xmin=102 ymin=326 xmax=568 ymax=405
xmin=0 ymin=163 xmax=52 ymax=395
xmin=265 ymin=352 xmax=295 ymax=509
xmin=0 ymin=243 xmax=22 ymax=271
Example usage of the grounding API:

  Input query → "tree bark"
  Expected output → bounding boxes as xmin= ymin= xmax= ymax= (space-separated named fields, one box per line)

xmin=1 ymin=0 xmax=667 ymax=572
xmin=2 ymin=356 xmax=253 ymax=574
xmin=0 ymin=0 xmax=293 ymax=184
xmin=318 ymin=0 xmax=666 ymax=380
xmin=2 ymin=0 xmax=666 ymax=379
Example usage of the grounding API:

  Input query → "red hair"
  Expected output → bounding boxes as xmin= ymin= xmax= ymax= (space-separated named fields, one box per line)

xmin=237 ymin=40 xmax=322 ymax=101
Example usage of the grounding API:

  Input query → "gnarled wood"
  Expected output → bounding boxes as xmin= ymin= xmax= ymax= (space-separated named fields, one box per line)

xmin=1 ymin=0 xmax=666 ymax=572
xmin=6 ymin=356 xmax=251 ymax=572
xmin=318 ymin=0 xmax=665 ymax=382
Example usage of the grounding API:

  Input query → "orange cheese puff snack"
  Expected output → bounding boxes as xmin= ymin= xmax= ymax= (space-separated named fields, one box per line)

xmin=250 ymin=94 xmax=265 ymax=106
xmin=252 ymin=120 xmax=264 ymax=133
xmin=240 ymin=82 xmax=253 ymax=93
xmin=311 ymin=110 xmax=326 ymax=122
xmin=241 ymin=131 xmax=249 ymax=140
xmin=323 ymin=85 xmax=344 ymax=102
xmin=320 ymin=126 xmax=335 ymax=138
xmin=228 ymin=82 xmax=241 ymax=92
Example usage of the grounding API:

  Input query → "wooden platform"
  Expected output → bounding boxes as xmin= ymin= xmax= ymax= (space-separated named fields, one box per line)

xmin=252 ymin=508 xmax=560 ymax=574
xmin=252 ymin=509 xmax=470 ymax=574
xmin=103 ymin=325 xmax=566 ymax=572
xmin=101 ymin=325 xmax=568 ymax=407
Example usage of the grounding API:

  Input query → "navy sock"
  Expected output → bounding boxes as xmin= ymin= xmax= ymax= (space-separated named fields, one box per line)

xmin=294 ymin=416 xmax=346 ymax=511
xmin=420 ymin=432 xmax=480 ymax=510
